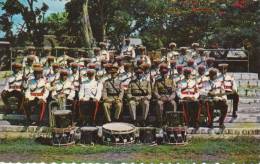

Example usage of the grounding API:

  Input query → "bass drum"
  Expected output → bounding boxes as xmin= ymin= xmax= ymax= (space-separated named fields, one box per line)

xmin=102 ymin=122 xmax=136 ymax=145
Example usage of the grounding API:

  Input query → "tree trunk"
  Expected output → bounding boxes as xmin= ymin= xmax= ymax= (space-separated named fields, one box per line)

xmin=81 ymin=0 xmax=94 ymax=48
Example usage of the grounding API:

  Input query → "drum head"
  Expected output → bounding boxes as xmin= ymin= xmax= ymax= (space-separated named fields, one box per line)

xmin=81 ymin=126 xmax=99 ymax=131
xmin=103 ymin=122 xmax=135 ymax=133
xmin=53 ymin=110 xmax=72 ymax=116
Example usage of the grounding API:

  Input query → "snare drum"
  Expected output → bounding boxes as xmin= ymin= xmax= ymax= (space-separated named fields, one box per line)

xmin=52 ymin=110 xmax=72 ymax=128
xmin=102 ymin=122 xmax=136 ymax=145
xmin=52 ymin=127 xmax=76 ymax=146
xmin=80 ymin=127 xmax=99 ymax=144
xmin=139 ymin=127 xmax=156 ymax=144
xmin=164 ymin=127 xmax=187 ymax=145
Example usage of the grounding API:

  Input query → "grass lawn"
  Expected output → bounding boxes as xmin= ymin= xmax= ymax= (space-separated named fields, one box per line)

xmin=0 ymin=137 xmax=259 ymax=163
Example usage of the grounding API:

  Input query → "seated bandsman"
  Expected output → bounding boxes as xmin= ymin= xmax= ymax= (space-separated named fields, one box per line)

xmin=127 ymin=66 xmax=151 ymax=126
xmin=92 ymin=47 xmax=103 ymax=65
xmin=43 ymin=55 xmax=56 ymax=77
xmin=1 ymin=63 xmax=24 ymax=113
xmin=150 ymin=58 xmax=161 ymax=83
xmin=160 ymin=47 xmax=168 ymax=62
xmin=56 ymin=47 xmax=70 ymax=67
xmin=190 ymin=42 xmax=200 ymax=59
xmin=196 ymin=65 xmax=208 ymax=90
xmin=119 ymin=63 xmax=133 ymax=90
xmin=137 ymin=46 xmax=151 ymax=65
xmin=79 ymin=67 xmax=103 ymax=125
xmin=121 ymin=38 xmax=135 ymax=59
xmin=205 ymin=57 xmax=216 ymax=75
xmin=177 ymin=68 xmax=200 ymax=128
xmin=169 ymin=60 xmax=177 ymax=78
xmin=195 ymin=48 xmax=207 ymax=66
xmin=186 ymin=59 xmax=197 ymax=79
xmin=24 ymin=65 xmax=49 ymax=123
xmin=167 ymin=42 xmax=179 ymax=61
xmin=99 ymin=42 xmax=110 ymax=62
xmin=24 ymin=55 xmax=36 ymax=81
xmin=173 ymin=65 xmax=184 ymax=85
xmin=201 ymin=68 xmax=228 ymax=129
xmin=40 ymin=47 xmax=53 ymax=66
xmin=115 ymin=56 xmax=125 ymax=74
xmin=218 ymin=63 xmax=239 ymax=118
xmin=22 ymin=46 xmax=39 ymax=67
xmin=140 ymin=63 xmax=151 ymax=82
xmin=45 ymin=63 xmax=60 ymax=88
xmin=51 ymin=69 xmax=75 ymax=110
xmin=177 ymin=47 xmax=188 ymax=65
xmin=69 ymin=63 xmax=80 ymax=97
xmin=154 ymin=63 xmax=177 ymax=126
xmin=102 ymin=65 xmax=124 ymax=122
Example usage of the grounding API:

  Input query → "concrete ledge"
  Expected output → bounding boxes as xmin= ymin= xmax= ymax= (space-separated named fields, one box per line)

xmin=1 ymin=125 xmax=260 ymax=140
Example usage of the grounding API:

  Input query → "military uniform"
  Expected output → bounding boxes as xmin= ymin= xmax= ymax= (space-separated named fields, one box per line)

xmin=102 ymin=66 xmax=124 ymax=122
xmin=200 ymin=68 xmax=227 ymax=128
xmin=176 ymin=68 xmax=200 ymax=128
xmin=79 ymin=68 xmax=103 ymax=125
xmin=1 ymin=63 xmax=24 ymax=113
xmin=121 ymin=38 xmax=136 ymax=58
xmin=24 ymin=66 xmax=49 ymax=123
xmin=218 ymin=64 xmax=239 ymax=118
xmin=154 ymin=64 xmax=177 ymax=124
xmin=22 ymin=46 xmax=39 ymax=67
xmin=127 ymin=67 xmax=151 ymax=125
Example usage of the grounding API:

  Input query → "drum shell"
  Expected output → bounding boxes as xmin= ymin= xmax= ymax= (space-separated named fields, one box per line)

xmin=102 ymin=123 xmax=136 ymax=145
xmin=139 ymin=127 xmax=156 ymax=144
xmin=80 ymin=127 xmax=99 ymax=144
xmin=53 ymin=110 xmax=72 ymax=128
xmin=164 ymin=127 xmax=187 ymax=145
xmin=52 ymin=127 xmax=75 ymax=146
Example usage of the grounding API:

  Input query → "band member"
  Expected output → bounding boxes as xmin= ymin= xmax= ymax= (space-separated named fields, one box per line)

xmin=173 ymin=65 xmax=184 ymax=85
xmin=136 ymin=46 xmax=151 ymax=65
xmin=56 ymin=47 xmax=70 ymax=67
xmin=127 ymin=66 xmax=151 ymax=126
xmin=102 ymin=65 xmax=124 ymax=122
xmin=51 ymin=69 xmax=75 ymax=109
xmin=167 ymin=42 xmax=179 ymax=61
xmin=24 ymin=55 xmax=36 ymax=81
xmin=154 ymin=63 xmax=177 ymax=126
xmin=201 ymin=68 xmax=228 ymax=129
xmin=169 ymin=60 xmax=177 ymax=78
xmin=150 ymin=58 xmax=161 ymax=83
xmin=121 ymin=38 xmax=135 ymax=58
xmin=1 ymin=63 xmax=24 ymax=113
xmin=43 ymin=56 xmax=56 ymax=77
xmin=99 ymin=42 xmax=110 ymax=62
xmin=119 ymin=63 xmax=132 ymax=90
xmin=22 ymin=46 xmax=39 ymax=67
xmin=79 ymin=68 xmax=103 ymax=125
xmin=24 ymin=66 xmax=49 ymax=124
xmin=218 ymin=63 xmax=239 ymax=118
xmin=190 ymin=42 xmax=200 ymax=59
xmin=177 ymin=47 xmax=188 ymax=65
xmin=45 ymin=63 xmax=60 ymax=88
xmin=115 ymin=56 xmax=125 ymax=74
xmin=40 ymin=47 xmax=53 ymax=66
xmin=196 ymin=65 xmax=208 ymax=90
xmin=69 ymin=63 xmax=80 ymax=96
xmin=205 ymin=57 xmax=216 ymax=75
xmin=75 ymin=49 xmax=88 ymax=66
xmin=177 ymin=68 xmax=200 ymax=128
xmin=160 ymin=47 xmax=168 ymax=62
xmin=185 ymin=59 xmax=197 ymax=79
xmin=195 ymin=48 xmax=207 ymax=66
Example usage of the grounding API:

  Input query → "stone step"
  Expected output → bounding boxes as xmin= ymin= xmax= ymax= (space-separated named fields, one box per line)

xmin=1 ymin=124 xmax=260 ymax=140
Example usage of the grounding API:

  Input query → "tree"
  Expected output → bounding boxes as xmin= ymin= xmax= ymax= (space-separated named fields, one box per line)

xmin=65 ymin=0 xmax=94 ymax=48
xmin=2 ymin=0 xmax=49 ymax=46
